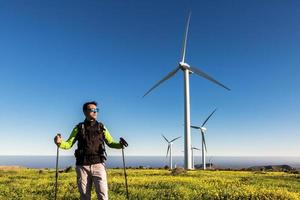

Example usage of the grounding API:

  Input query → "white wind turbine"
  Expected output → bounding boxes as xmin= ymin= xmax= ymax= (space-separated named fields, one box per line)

xmin=191 ymin=146 xmax=201 ymax=170
xmin=162 ymin=134 xmax=181 ymax=170
xmin=208 ymin=156 xmax=213 ymax=169
xmin=143 ymin=13 xmax=230 ymax=169
xmin=191 ymin=108 xmax=217 ymax=170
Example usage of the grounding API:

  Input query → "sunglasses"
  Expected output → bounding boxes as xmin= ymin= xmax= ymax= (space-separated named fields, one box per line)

xmin=87 ymin=108 xmax=99 ymax=113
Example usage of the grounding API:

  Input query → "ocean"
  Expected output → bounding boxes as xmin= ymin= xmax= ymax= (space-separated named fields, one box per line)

xmin=1 ymin=156 xmax=300 ymax=169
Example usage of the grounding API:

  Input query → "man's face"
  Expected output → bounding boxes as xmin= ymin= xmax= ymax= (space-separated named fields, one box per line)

xmin=84 ymin=104 xmax=98 ymax=121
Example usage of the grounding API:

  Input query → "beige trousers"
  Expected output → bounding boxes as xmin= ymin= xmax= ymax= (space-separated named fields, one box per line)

xmin=76 ymin=163 xmax=108 ymax=200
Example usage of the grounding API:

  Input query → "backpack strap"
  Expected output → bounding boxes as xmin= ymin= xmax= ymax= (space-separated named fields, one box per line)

xmin=98 ymin=122 xmax=105 ymax=132
xmin=76 ymin=122 xmax=86 ymax=139
xmin=81 ymin=123 xmax=85 ymax=137
xmin=98 ymin=122 xmax=107 ymax=158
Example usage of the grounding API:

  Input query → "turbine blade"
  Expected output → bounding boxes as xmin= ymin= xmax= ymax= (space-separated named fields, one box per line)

xmin=181 ymin=12 xmax=191 ymax=63
xmin=194 ymin=147 xmax=201 ymax=151
xmin=166 ymin=144 xmax=170 ymax=158
xmin=201 ymin=131 xmax=207 ymax=152
xmin=170 ymin=136 xmax=181 ymax=142
xmin=201 ymin=108 xmax=217 ymax=127
xmin=190 ymin=66 xmax=231 ymax=91
xmin=190 ymin=125 xmax=201 ymax=129
xmin=162 ymin=134 xmax=169 ymax=143
xmin=143 ymin=67 xmax=180 ymax=97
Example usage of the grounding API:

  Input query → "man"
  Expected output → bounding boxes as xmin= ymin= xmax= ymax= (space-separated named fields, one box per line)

xmin=54 ymin=101 xmax=127 ymax=200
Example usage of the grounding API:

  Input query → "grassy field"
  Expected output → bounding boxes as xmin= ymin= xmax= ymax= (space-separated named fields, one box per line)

xmin=0 ymin=167 xmax=299 ymax=200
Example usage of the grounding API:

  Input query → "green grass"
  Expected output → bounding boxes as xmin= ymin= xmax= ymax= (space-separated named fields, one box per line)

xmin=0 ymin=168 xmax=299 ymax=200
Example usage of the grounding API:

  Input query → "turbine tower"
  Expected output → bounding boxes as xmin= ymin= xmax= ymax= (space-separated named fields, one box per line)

xmin=162 ymin=134 xmax=181 ymax=170
xmin=191 ymin=108 xmax=217 ymax=170
xmin=143 ymin=13 xmax=230 ymax=170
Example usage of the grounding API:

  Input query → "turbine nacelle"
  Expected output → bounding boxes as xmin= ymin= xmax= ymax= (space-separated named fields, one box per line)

xmin=179 ymin=62 xmax=190 ymax=70
xmin=200 ymin=127 xmax=207 ymax=132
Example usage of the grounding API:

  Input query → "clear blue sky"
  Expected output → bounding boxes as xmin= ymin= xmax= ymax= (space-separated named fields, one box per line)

xmin=0 ymin=0 xmax=299 ymax=157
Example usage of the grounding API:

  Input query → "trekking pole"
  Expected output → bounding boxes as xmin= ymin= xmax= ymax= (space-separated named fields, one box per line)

xmin=55 ymin=134 xmax=61 ymax=200
xmin=120 ymin=138 xmax=129 ymax=200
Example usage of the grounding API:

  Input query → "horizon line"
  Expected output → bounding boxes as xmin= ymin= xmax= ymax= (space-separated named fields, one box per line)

xmin=1 ymin=155 xmax=300 ymax=157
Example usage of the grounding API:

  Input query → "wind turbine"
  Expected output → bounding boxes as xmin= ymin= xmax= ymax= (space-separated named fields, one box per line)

xmin=191 ymin=108 xmax=217 ymax=170
xmin=162 ymin=134 xmax=181 ymax=170
xmin=191 ymin=146 xmax=201 ymax=170
xmin=143 ymin=12 xmax=230 ymax=169
xmin=208 ymin=156 xmax=213 ymax=169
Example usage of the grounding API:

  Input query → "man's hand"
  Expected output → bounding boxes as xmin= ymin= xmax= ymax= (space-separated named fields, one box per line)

xmin=54 ymin=134 xmax=62 ymax=146
xmin=119 ymin=137 xmax=128 ymax=148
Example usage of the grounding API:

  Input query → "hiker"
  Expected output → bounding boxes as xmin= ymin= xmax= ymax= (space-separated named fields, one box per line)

xmin=54 ymin=101 xmax=128 ymax=200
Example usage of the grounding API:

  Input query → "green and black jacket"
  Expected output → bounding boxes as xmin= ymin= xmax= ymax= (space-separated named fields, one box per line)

xmin=59 ymin=120 xmax=122 ymax=165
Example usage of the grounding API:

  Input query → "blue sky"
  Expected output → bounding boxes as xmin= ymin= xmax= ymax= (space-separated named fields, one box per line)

xmin=0 ymin=0 xmax=299 ymax=157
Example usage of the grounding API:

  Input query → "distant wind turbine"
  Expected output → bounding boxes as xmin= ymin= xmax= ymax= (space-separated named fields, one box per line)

xmin=191 ymin=146 xmax=201 ymax=170
xmin=191 ymin=108 xmax=217 ymax=170
xmin=162 ymin=134 xmax=181 ymax=170
xmin=143 ymin=12 xmax=230 ymax=170
xmin=208 ymin=156 xmax=213 ymax=169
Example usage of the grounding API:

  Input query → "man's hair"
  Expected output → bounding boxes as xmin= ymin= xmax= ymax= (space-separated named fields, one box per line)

xmin=82 ymin=101 xmax=98 ymax=112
